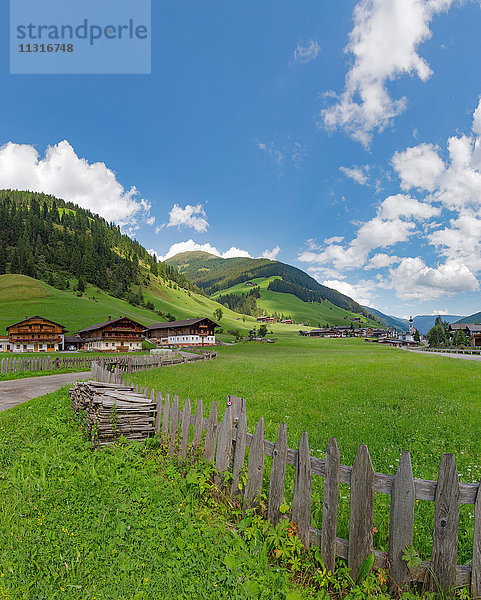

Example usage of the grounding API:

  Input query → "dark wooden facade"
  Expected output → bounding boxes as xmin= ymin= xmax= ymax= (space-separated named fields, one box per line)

xmin=77 ymin=317 xmax=145 ymax=352
xmin=6 ymin=316 xmax=67 ymax=352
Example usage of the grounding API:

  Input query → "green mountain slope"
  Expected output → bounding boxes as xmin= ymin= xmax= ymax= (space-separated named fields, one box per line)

xmin=0 ymin=274 xmax=262 ymax=335
xmin=210 ymin=277 xmax=379 ymax=327
xmin=363 ymin=306 xmax=409 ymax=331
xmin=166 ymin=251 xmax=373 ymax=317
xmin=454 ymin=313 xmax=480 ymax=325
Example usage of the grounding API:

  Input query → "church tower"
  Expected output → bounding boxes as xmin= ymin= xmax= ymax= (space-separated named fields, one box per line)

xmin=409 ymin=316 xmax=414 ymax=335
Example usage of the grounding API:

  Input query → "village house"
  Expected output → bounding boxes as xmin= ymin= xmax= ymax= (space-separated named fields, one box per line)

xmin=281 ymin=319 xmax=293 ymax=324
xmin=144 ymin=318 xmax=218 ymax=347
xmin=76 ymin=316 xmax=145 ymax=352
xmin=449 ymin=323 xmax=481 ymax=346
xmin=5 ymin=316 xmax=67 ymax=352
xmin=256 ymin=315 xmax=277 ymax=323
xmin=0 ymin=336 xmax=11 ymax=352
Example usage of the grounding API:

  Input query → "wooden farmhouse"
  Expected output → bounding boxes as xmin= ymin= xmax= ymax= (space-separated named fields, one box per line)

xmin=144 ymin=318 xmax=218 ymax=347
xmin=76 ymin=317 xmax=145 ymax=352
xmin=449 ymin=323 xmax=481 ymax=346
xmin=5 ymin=316 xmax=67 ymax=352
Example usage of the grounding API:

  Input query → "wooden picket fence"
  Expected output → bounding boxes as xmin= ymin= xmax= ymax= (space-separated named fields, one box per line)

xmin=81 ymin=362 xmax=481 ymax=596
xmin=0 ymin=355 xmax=94 ymax=374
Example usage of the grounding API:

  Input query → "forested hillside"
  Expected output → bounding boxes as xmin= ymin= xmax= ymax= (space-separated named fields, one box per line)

xmin=166 ymin=251 xmax=370 ymax=315
xmin=0 ymin=190 xmax=201 ymax=304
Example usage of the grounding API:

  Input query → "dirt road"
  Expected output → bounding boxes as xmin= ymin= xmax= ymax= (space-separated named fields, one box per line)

xmin=0 ymin=372 xmax=89 ymax=413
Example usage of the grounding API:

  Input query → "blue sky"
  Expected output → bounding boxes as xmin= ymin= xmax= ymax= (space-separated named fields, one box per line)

xmin=2 ymin=1 xmax=481 ymax=318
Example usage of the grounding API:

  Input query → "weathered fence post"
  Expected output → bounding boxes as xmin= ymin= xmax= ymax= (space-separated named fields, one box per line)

xmin=179 ymin=398 xmax=191 ymax=459
xmin=154 ymin=391 xmax=162 ymax=434
xmin=292 ymin=431 xmax=312 ymax=546
xmin=267 ymin=423 xmax=288 ymax=525
xmin=429 ymin=453 xmax=460 ymax=595
xmin=348 ymin=444 xmax=375 ymax=582
xmin=215 ymin=404 xmax=233 ymax=479
xmin=472 ymin=479 xmax=481 ymax=597
xmin=161 ymin=394 xmax=170 ymax=441
xmin=244 ymin=418 xmax=265 ymax=508
xmin=204 ymin=402 xmax=218 ymax=462
xmin=321 ymin=437 xmax=340 ymax=573
xmin=389 ymin=451 xmax=415 ymax=591
xmin=193 ymin=398 xmax=204 ymax=448
xmin=230 ymin=406 xmax=247 ymax=496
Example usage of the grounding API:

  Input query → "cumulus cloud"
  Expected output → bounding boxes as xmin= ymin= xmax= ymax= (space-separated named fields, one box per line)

xmin=322 ymin=279 xmax=375 ymax=306
xmin=165 ymin=203 xmax=209 ymax=233
xmin=154 ymin=239 xmax=252 ymax=262
xmin=392 ymin=143 xmax=445 ymax=192
xmin=293 ymin=40 xmax=321 ymax=63
xmin=389 ymin=257 xmax=479 ymax=299
xmin=261 ymin=245 xmax=281 ymax=260
xmin=0 ymin=140 xmax=151 ymax=226
xmin=365 ymin=253 xmax=401 ymax=269
xmin=321 ymin=0 xmax=456 ymax=146
xmin=378 ymin=194 xmax=440 ymax=220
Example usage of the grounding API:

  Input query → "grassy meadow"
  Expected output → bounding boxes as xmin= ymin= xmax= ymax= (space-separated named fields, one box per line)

xmin=211 ymin=277 xmax=379 ymax=328
xmin=0 ymin=389 xmax=296 ymax=600
xmin=127 ymin=335 xmax=481 ymax=563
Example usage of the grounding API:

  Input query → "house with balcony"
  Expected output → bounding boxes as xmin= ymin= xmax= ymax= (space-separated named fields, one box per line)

xmin=144 ymin=317 xmax=218 ymax=347
xmin=76 ymin=316 xmax=145 ymax=352
xmin=6 ymin=316 xmax=67 ymax=352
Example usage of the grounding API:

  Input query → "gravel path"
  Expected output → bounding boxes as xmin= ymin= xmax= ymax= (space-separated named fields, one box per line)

xmin=403 ymin=348 xmax=481 ymax=361
xmin=0 ymin=372 xmax=89 ymax=413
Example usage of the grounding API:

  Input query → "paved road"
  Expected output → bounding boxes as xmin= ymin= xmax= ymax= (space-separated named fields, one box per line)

xmin=404 ymin=348 xmax=481 ymax=362
xmin=0 ymin=372 xmax=89 ymax=413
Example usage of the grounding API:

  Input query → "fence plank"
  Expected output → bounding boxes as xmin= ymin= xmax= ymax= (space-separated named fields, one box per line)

xmin=162 ymin=394 xmax=170 ymax=441
xmin=215 ymin=405 xmax=233 ymax=477
xmin=389 ymin=451 xmax=415 ymax=591
xmin=321 ymin=437 xmax=340 ymax=572
xmin=204 ymin=402 xmax=218 ymax=462
xmin=429 ymin=453 xmax=460 ymax=595
xmin=268 ymin=423 xmax=288 ymax=525
xmin=348 ymin=444 xmax=375 ymax=582
xmin=154 ymin=392 xmax=162 ymax=433
xmin=472 ymin=479 xmax=481 ymax=598
xmin=168 ymin=394 xmax=180 ymax=453
xmin=244 ymin=418 xmax=265 ymax=508
xmin=179 ymin=398 xmax=191 ymax=459
xmin=193 ymin=398 xmax=204 ymax=447
xmin=292 ymin=431 xmax=312 ymax=546
xmin=230 ymin=407 xmax=247 ymax=496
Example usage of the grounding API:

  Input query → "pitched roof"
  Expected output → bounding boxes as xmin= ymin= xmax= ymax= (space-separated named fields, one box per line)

xmin=144 ymin=317 xmax=219 ymax=331
xmin=6 ymin=315 xmax=68 ymax=332
xmin=76 ymin=316 xmax=145 ymax=334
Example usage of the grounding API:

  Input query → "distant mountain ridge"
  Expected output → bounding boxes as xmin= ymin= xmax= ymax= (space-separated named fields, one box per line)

xmin=362 ymin=306 xmax=409 ymax=331
xmin=413 ymin=314 xmax=465 ymax=335
xmin=454 ymin=312 xmax=481 ymax=325
xmin=167 ymin=251 xmax=371 ymax=316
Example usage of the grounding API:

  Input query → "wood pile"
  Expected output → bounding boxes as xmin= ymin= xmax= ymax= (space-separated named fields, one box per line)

xmin=69 ymin=381 xmax=156 ymax=445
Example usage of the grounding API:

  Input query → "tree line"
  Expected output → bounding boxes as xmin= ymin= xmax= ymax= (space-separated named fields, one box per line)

xmin=0 ymin=190 xmax=203 ymax=306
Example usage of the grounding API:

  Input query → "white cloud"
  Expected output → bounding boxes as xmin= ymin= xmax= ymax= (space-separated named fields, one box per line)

xmin=324 ymin=236 xmax=344 ymax=244
xmin=0 ymin=140 xmax=151 ymax=226
xmin=365 ymin=253 xmax=401 ymax=269
xmin=261 ymin=245 xmax=281 ymax=260
xmin=166 ymin=203 xmax=209 ymax=233
xmin=339 ymin=165 xmax=369 ymax=185
xmin=298 ymin=217 xmax=415 ymax=271
xmin=322 ymin=279 xmax=375 ymax=306
xmin=321 ymin=0 xmax=456 ymax=146
xmin=293 ymin=40 xmax=321 ymax=63
xmin=392 ymin=143 xmax=445 ymax=192
xmin=155 ymin=239 xmax=252 ymax=262
xmin=432 ymin=309 xmax=449 ymax=315
xmin=378 ymin=194 xmax=440 ymax=220
xmin=389 ymin=257 xmax=479 ymax=299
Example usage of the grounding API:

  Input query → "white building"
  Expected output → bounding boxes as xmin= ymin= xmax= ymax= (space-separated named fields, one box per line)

xmin=144 ymin=318 xmax=218 ymax=347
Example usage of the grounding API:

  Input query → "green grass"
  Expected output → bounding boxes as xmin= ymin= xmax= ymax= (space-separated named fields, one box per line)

xmin=127 ymin=335 xmax=481 ymax=564
xmin=0 ymin=389 xmax=295 ymax=599
xmin=0 ymin=274 xmax=260 ymax=336
xmin=211 ymin=277 xmax=379 ymax=328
